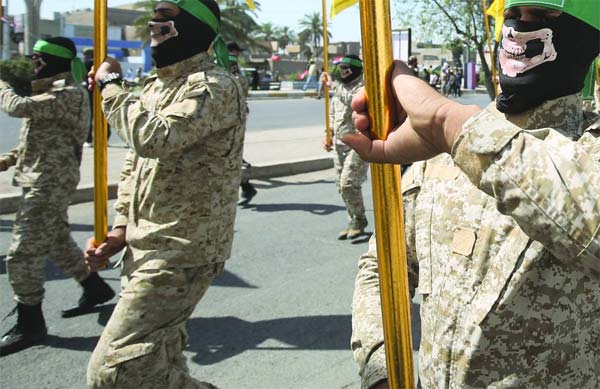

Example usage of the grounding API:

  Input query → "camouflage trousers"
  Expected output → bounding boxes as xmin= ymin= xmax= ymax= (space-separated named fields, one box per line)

xmin=334 ymin=143 xmax=369 ymax=222
xmin=6 ymin=185 xmax=89 ymax=306
xmin=87 ymin=262 xmax=224 ymax=389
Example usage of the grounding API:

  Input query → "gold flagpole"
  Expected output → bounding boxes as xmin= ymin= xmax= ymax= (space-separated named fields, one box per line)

xmin=322 ymin=0 xmax=332 ymax=145
xmin=93 ymin=0 xmax=108 ymax=245
xmin=358 ymin=0 xmax=414 ymax=387
xmin=483 ymin=0 xmax=498 ymax=96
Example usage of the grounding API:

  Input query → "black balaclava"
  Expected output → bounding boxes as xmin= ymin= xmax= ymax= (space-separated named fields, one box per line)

xmin=34 ymin=37 xmax=74 ymax=80
xmin=150 ymin=1 xmax=219 ymax=69
xmin=497 ymin=13 xmax=600 ymax=114
xmin=340 ymin=54 xmax=363 ymax=84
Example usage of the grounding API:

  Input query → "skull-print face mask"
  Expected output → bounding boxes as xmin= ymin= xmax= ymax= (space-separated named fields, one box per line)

xmin=497 ymin=13 xmax=600 ymax=114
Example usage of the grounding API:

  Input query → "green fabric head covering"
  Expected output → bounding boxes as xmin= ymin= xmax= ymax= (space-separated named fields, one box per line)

xmin=33 ymin=40 xmax=87 ymax=82
xmin=160 ymin=0 xmax=229 ymax=68
xmin=504 ymin=0 xmax=600 ymax=31
xmin=341 ymin=56 xmax=363 ymax=68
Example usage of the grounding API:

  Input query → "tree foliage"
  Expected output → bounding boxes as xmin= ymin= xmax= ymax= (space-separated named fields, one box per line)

xmin=298 ymin=12 xmax=331 ymax=58
xmin=0 ymin=57 xmax=34 ymax=96
xmin=393 ymin=0 xmax=496 ymax=99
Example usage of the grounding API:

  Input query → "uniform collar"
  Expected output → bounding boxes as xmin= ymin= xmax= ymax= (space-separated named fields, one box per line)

xmin=31 ymin=72 xmax=72 ymax=94
xmin=155 ymin=52 xmax=215 ymax=80
xmin=495 ymin=93 xmax=584 ymax=137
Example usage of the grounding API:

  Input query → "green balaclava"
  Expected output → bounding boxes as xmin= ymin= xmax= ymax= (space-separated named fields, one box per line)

xmin=157 ymin=0 xmax=229 ymax=68
xmin=32 ymin=38 xmax=87 ymax=82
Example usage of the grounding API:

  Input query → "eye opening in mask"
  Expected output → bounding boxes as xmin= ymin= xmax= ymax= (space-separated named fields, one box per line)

xmin=339 ymin=65 xmax=351 ymax=70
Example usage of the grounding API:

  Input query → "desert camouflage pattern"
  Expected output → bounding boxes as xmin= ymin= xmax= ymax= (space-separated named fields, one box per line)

xmin=352 ymin=93 xmax=600 ymax=387
xmin=89 ymin=52 xmax=245 ymax=387
xmin=0 ymin=72 xmax=89 ymax=187
xmin=101 ymin=52 xmax=246 ymax=272
xmin=87 ymin=263 xmax=223 ymax=389
xmin=330 ymin=77 xmax=369 ymax=224
xmin=330 ymin=77 xmax=364 ymax=145
xmin=334 ymin=144 xmax=369 ymax=223
xmin=0 ymin=73 xmax=90 ymax=306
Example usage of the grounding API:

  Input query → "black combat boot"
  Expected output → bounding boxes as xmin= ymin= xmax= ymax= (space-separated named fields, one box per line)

xmin=238 ymin=181 xmax=257 ymax=206
xmin=0 ymin=302 xmax=47 ymax=357
xmin=61 ymin=273 xmax=115 ymax=318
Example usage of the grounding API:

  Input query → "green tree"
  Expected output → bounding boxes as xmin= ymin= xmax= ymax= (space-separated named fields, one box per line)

xmin=394 ymin=0 xmax=496 ymax=99
xmin=298 ymin=12 xmax=331 ymax=58
xmin=255 ymin=22 xmax=276 ymax=41
xmin=133 ymin=0 xmax=262 ymax=50
xmin=275 ymin=26 xmax=296 ymax=51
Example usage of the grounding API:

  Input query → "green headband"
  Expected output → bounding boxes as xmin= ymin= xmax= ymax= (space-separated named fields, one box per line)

xmin=341 ymin=57 xmax=363 ymax=68
xmin=504 ymin=0 xmax=600 ymax=31
xmin=33 ymin=40 xmax=87 ymax=82
xmin=160 ymin=0 xmax=229 ymax=68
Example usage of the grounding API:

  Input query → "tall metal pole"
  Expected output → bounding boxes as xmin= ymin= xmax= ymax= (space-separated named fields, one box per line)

xmin=93 ymin=0 xmax=108 ymax=245
xmin=321 ymin=0 xmax=332 ymax=145
xmin=358 ymin=0 xmax=415 ymax=387
xmin=2 ymin=0 xmax=10 ymax=60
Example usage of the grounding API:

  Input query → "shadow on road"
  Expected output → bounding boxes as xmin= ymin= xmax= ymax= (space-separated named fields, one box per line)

xmin=244 ymin=203 xmax=345 ymax=215
xmin=212 ymin=270 xmax=258 ymax=288
xmin=187 ymin=314 xmax=352 ymax=365
xmin=45 ymin=334 xmax=100 ymax=352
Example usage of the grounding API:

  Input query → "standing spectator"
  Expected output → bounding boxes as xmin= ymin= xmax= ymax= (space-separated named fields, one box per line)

xmin=303 ymin=58 xmax=318 ymax=91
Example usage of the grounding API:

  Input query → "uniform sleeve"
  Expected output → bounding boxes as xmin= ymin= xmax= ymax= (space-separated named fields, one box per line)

xmin=452 ymin=108 xmax=600 ymax=266
xmin=0 ymin=80 xmax=64 ymax=120
xmin=112 ymin=149 xmax=135 ymax=228
xmin=101 ymin=79 xmax=241 ymax=159
xmin=0 ymin=148 xmax=19 ymax=169
xmin=351 ymin=178 xmax=420 ymax=389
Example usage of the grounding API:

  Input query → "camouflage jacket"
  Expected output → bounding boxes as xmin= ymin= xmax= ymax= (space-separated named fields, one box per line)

xmin=330 ymin=77 xmax=364 ymax=145
xmin=0 ymin=72 xmax=89 ymax=188
xmin=352 ymin=94 xmax=600 ymax=388
xmin=102 ymin=52 xmax=246 ymax=272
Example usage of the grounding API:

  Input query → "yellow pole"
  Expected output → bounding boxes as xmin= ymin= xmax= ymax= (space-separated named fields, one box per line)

xmin=93 ymin=0 xmax=108 ymax=246
xmin=322 ymin=0 xmax=332 ymax=145
xmin=482 ymin=0 xmax=498 ymax=96
xmin=358 ymin=0 xmax=414 ymax=387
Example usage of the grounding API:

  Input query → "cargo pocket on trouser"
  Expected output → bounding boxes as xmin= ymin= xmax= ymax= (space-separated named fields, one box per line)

xmin=106 ymin=335 xmax=171 ymax=388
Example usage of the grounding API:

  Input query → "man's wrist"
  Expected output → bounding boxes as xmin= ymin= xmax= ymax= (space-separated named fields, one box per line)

xmin=437 ymin=101 xmax=481 ymax=153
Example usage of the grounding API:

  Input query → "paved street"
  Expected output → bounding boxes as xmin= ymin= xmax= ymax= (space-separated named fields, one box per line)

xmin=0 ymin=170 xmax=421 ymax=388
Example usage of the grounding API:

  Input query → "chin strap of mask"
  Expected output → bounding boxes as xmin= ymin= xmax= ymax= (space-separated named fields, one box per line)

xmin=33 ymin=40 xmax=87 ymax=82
xmin=161 ymin=0 xmax=229 ymax=69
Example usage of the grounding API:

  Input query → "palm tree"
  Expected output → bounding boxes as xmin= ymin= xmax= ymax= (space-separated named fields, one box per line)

xmin=298 ymin=12 xmax=331 ymax=58
xmin=275 ymin=26 xmax=296 ymax=51
xmin=133 ymin=0 xmax=261 ymax=49
xmin=255 ymin=22 xmax=276 ymax=42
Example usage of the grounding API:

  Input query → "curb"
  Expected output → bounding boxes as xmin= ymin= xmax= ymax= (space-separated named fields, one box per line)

xmin=0 ymin=157 xmax=333 ymax=215
xmin=248 ymin=91 xmax=318 ymax=100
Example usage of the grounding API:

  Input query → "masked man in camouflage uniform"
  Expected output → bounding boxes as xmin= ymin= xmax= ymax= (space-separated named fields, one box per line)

xmin=84 ymin=1 xmax=245 ymax=387
xmin=323 ymin=55 xmax=369 ymax=240
xmin=0 ymin=37 xmax=115 ymax=357
xmin=345 ymin=2 xmax=600 ymax=388
xmin=227 ymin=40 xmax=257 ymax=206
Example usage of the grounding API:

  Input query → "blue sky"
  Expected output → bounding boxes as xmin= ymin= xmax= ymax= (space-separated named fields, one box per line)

xmin=8 ymin=0 xmax=405 ymax=43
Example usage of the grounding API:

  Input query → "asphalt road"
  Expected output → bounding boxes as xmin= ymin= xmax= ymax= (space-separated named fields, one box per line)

xmin=0 ymin=169 xmax=421 ymax=388
xmin=0 ymin=94 xmax=492 ymax=154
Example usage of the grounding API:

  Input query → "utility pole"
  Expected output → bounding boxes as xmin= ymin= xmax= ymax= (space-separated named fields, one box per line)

xmin=24 ymin=0 xmax=41 ymax=55
xmin=2 ymin=0 xmax=11 ymax=60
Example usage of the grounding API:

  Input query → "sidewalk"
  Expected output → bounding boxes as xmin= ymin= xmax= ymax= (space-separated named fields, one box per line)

xmin=0 ymin=125 xmax=333 ymax=214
